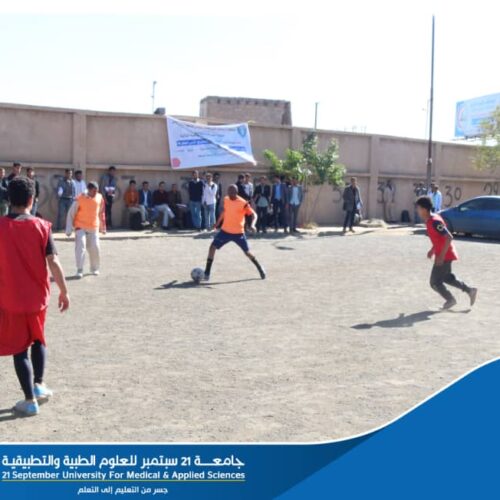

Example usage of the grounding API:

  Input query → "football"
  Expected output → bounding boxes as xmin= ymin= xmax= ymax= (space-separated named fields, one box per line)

xmin=191 ymin=267 xmax=205 ymax=284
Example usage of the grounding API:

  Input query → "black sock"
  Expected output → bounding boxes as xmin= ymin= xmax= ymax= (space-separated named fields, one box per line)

xmin=250 ymin=256 xmax=264 ymax=273
xmin=205 ymin=258 xmax=213 ymax=276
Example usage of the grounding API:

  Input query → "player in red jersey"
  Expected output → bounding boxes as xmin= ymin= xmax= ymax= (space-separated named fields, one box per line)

xmin=0 ymin=177 xmax=69 ymax=416
xmin=416 ymin=196 xmax=477 ymax=310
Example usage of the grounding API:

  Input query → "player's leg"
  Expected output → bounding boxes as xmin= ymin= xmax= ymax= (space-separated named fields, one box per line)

xmin=13 ymin=349 xmax=39 ymax=416
xmin=430 ymin=263 xmax=456 ymax=309
xmin=442 ymin=263 xmax=478 ymax=306
xmin=31 ymin=340 xmax=52 ymax=401
xmin=237 ymin=234 xmax=266 ymax=279
xmin=75 ymin=229 xmax=86 ymax=278
xmin=204 ymin=243 xmax=217 ymax=280
xmin=87 ymin=231 xmax=101 ymax=275
xmin=245 ymin=250 xmax=266 ymax=279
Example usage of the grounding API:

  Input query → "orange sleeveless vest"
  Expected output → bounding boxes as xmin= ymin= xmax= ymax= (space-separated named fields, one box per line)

xmin=74 ymin=193 xmax=102 ymax=230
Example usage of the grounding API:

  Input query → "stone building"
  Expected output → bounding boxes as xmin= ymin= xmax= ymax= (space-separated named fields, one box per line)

xmin=200 ymin=96 xmax=292 ymax=126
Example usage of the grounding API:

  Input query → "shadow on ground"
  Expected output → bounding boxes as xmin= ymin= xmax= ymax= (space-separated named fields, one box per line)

xmin=0 ymin=407 xmax=21 ymax=422
xmin=156 ymin=278 xmax=260 ymax=290
xmin=352 ymin=308 xmax=471 ymax=330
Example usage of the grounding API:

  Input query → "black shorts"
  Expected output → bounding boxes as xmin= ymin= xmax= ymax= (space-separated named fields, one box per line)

xmin=213 ymin=230 xmax=249 ymax=252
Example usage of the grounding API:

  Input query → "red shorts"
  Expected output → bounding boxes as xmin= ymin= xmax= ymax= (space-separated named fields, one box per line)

xmin=0 ymin=308 xmax=47 ymax=356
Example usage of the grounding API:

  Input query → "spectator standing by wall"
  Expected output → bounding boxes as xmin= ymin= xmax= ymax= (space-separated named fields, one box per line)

xmin=271 ymin=175 xmax=289 ymax=233
xmin=74 ymin=170 xmax=87 ymax=197
xmin=253 ymin=176 xmax=271 ymax=233
xmin=288 ymin=178 xmax=303 ymax=233
xmin=236 ymin=174 xmax=247 ymax=200
xmin=213 ymin=173 xmax=223 ymax=217
xmin=342 ymin=177 xmax=362 ymax=234
xmin=428 ymin=183 xmax=443 ymax=212
xmin=382 ymin=179 xmax=396 ymax=223
xmin=26 ymin=168 xmax=40 ymax=216
xmin=202 ymin=172 xmax=218 ymax=231
xmin=56 ymin=169 xmax=75 ymax=231
xmin=414 ymin=182 xmax=427 ymax=223
xmin=0 ymin=168 xmax=9 ymax=216
xmin=66 ymin=181 xmax=106 ymax=279
xmin=7 ymin=162 xmax=22 ymax=182
xmin=188 ymin=170 xmax=203 ymax=231
xmin=100 ymin=166 xmax=117 ymax=229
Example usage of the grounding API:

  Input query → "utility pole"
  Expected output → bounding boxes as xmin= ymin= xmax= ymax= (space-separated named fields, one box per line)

xmin=151 ymin=81 xmax=157 ymax=113
xmin=426 ymin=16 xmax=435 ymax=190
xmin=314 ymin=102 xmax=319 ymax=130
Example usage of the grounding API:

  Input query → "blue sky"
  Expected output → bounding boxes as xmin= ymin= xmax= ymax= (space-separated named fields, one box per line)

xmin=0 ymin=0 xmax=498 ymax=141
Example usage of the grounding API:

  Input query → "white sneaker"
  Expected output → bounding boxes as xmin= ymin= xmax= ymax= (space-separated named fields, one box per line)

xmin=34 ymin=383 xmax=53 ymax=401
xmin=91 ymin=270 xmax=100 ymax=276
xmin=14 ymin=399 xmax=39 ymax=416
xmin=76 ymin=269 xmax=83 ymax=279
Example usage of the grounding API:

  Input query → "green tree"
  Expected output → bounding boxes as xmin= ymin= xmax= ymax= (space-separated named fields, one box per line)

xmin=475 ymin=106 xmax=500 ymax=171
xmin=263 ymin=133 xmax=346 ymax=225
xmin=262 ymin=148 xmax=307 ymax=181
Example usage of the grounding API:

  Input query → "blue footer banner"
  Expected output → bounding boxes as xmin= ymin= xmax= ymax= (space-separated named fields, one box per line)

xmin=2 ymin=359 xmax=500 ymax=499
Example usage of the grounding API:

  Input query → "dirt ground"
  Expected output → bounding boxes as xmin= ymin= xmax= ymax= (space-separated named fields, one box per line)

xmin=1 ymin=227 xmax=499 ymax=442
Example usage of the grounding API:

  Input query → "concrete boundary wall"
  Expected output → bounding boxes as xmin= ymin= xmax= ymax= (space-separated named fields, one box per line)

xmin=0 ymin=102 xmax=498 ymax=227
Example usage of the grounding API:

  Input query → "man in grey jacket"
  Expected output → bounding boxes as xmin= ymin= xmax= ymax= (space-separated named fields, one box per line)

xmin=342 ymin=177 xmax=362 ymax=233
xmin=288 ymin=178 xmax=303 ymax=233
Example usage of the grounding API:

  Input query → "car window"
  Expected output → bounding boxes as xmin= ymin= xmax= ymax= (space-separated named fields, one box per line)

xmin=482 ymin=199 xmax=500 ymax=211
xmin=459 ymin=199 xmax=489 ymax=211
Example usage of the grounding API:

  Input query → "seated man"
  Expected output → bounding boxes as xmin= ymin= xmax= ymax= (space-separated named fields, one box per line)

xmin=166 ymin=183 xmax=186 ymax=229
xmin=124 ymin=180 xmax=147 ymax=224
xmin=152 ymin=181 xmax=173 ymax=230
xmin=139 ymin=181 xmax=156 ymax=223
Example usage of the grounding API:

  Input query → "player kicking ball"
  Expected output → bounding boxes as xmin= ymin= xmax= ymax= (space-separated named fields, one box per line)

xmin=416 ymin=196 xmax=477 ymax=310
xmin=204 ymin=184 xmax=266 ymax=281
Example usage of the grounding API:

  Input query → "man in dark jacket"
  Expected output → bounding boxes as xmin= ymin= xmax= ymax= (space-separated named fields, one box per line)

xmin=213 ymin=173 xmax=223 ymax=217
xmin=271 ymin=175 xmax=289 ymax=233
xmin=188 ymin=170 xmax=203 ymax=230
xmin=253 ymin=176 xmax=271 ymax=233
xmin=26 ymin=167 xmax=40 ymax=216
xmin=0 ymin=168 xmax=9 ymax=216
xmin=342 ymin=177 xmax=363 ymax=233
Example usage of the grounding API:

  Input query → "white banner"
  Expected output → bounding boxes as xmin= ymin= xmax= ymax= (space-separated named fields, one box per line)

xmin=166 ymin=116 xmax=256 ymax=169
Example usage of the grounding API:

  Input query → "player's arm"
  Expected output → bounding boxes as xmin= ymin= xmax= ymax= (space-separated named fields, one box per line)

xmin=215 ymin=210 xmax=225 ymax=229
xmin=46 ymin=254 xmax=70 ymax=312
xmin=248 ymin=205 xmax=257 ymax=232
xmin=65 ymin=201 xmax=78 ymax=236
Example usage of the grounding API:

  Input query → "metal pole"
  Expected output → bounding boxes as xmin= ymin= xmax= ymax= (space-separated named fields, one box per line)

xmin=314 ymin=102 xmax=319 ymax=129
xmin=426 ymin=16 xmax=435 ymax=190
xmin=151 ymin=81 xmax=157 ymax=113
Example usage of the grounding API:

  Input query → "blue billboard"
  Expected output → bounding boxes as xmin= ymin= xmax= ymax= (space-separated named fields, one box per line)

xmin=455 ymin=92 xmax=500 ymax=138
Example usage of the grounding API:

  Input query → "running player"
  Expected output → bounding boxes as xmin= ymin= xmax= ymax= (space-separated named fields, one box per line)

xmin=204 ymin=184 xmax=266 ymax=281
xmin=416 ymin=196 xmax=477 ymax=310
xmin=0 ymin=177 xmax=70 ymax=416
